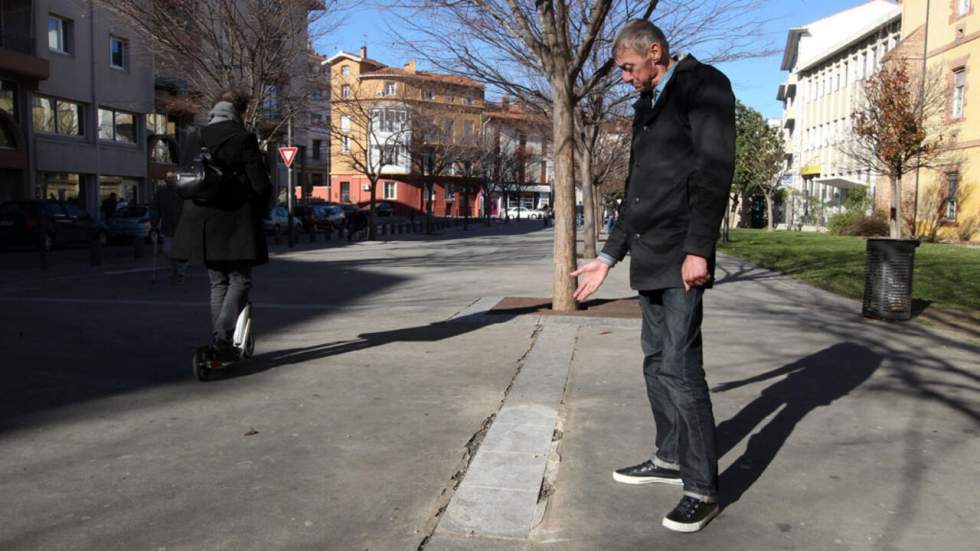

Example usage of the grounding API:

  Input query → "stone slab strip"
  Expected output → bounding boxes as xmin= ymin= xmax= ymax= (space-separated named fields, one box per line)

xmin=434 ymin=324 xmax=578 ymax=541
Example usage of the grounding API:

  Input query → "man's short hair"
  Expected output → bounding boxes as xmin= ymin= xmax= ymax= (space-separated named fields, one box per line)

xmin=613 ymin=19 xmax=670 ymax=59
xmin=215 ymin=89 xmax=250 ymax=115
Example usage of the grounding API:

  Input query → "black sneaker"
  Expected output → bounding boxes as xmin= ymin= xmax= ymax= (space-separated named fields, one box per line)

xmin=662 ymin=495 xmax=720 ymax=533
xmin=612 ymin=460 xmax=683 ymax=486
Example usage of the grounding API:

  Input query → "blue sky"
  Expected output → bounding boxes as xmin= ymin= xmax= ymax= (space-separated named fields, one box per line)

xmin=315 ymin=0 xmax=875 ymax=120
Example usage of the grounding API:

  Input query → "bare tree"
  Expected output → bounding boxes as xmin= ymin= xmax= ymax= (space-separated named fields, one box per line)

xmin=329 ymin=78 xmax=411 ymax=240
xmin=99 ymin=0 xmax=350 ymax=142
xmin=844 ymin=58 xmax=949 ymax=239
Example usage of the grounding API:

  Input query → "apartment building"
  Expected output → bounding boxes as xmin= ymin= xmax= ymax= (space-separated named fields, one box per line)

xmin=483 ymin=98 xmax=553 ymax=216
xmin=0 ymin=0 xmax=157 ymax=217
xmin=777 ymin=0 xmax=902 ymax=228
xmin=884 ymin=0 xmax=980 ymax=241
xmin=325 ymin=47 xmax=485 ymax=217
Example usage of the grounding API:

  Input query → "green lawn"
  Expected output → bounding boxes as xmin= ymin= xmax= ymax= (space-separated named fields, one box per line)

xmin=717 ymin=229 xmax=980 ymax=313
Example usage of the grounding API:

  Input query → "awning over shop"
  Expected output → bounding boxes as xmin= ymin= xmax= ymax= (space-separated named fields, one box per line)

xmin=815 ymin=177 xmax=866 ymax=189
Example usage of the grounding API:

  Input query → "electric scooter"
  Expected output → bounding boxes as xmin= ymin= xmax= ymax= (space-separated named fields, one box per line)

xmin=192 ymin=303 xmax=255 ymax=381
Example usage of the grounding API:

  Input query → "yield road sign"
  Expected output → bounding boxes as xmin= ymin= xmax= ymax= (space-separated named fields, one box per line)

xmin=278 ymin=146 xmax=298 ymax=168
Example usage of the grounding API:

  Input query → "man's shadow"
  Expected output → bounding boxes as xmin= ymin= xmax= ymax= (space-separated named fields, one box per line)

xmin=712 ymin=342 xmax=883 ymax=507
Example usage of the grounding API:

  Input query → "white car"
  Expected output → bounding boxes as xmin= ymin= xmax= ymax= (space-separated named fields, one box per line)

xmin=504 ymin=206 xmax=545 ymax=219
xmin=263 ymin=206 xmax=304 ymax=234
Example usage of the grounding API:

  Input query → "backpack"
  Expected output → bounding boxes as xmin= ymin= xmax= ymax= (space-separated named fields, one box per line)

xmin=175 ymin=128 xmax=238 ymax=202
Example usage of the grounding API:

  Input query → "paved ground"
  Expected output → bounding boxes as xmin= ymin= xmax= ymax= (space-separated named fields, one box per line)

xmin=1 ymin=222 xmax=977 ymax=550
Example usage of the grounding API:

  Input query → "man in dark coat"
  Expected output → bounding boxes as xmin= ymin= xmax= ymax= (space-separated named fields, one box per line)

xmin=571 ymin=20 xmax=735 ymax=532
xmin=172 ymin=93 xmax=272 ymax=358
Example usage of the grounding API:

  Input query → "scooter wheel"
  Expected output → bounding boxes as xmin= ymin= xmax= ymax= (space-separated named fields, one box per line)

xmin=193 ymin=346 xmax=212 ymax=382
xmin=242 ymin=333 xmax=255 ymax=359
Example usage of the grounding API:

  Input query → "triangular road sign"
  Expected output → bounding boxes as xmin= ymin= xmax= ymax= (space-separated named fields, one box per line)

xmin=278 ymin=146 xmax=298 ymax=168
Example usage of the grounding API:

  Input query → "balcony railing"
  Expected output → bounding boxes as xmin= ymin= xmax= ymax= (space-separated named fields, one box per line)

xmin=0 ymin=29 xmax=34 ymax=56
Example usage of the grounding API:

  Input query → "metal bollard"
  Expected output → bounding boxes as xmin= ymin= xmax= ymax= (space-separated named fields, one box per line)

xmin=134 ymin=235 xmax=145 ymax=259
xmin=38 ymin=232 xmax=48 ymax=271
xmin=90 ymin=236 xmax=102 ymax=266
xmin=309 ymin=227 xmax=316 ymax=243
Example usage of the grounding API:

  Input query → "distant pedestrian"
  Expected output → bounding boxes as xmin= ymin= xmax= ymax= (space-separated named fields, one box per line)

xmin=152 ymin=178 xmax=189 ymax=283
xmin=101 ymin=193 xmax=118 ymax=221
xmin=172 ymin=91 xmax=272 ymax=361
xmin=571 ymin=19 xmax=735 ymax=533
xmin=605 ymin=208 xmax=617 ymax=235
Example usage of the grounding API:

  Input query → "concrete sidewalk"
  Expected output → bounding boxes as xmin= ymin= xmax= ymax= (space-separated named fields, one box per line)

xmin=1 ymin=223 xmax=977 ymax=551
xmin=431 ymin=254 xmax=980 ymax=551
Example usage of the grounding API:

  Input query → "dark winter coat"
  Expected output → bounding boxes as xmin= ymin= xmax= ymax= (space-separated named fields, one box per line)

xmin=171 ymin=121 xmax=272 ymax=265
xmin=601 ymin=55 xmax=736 ymax=290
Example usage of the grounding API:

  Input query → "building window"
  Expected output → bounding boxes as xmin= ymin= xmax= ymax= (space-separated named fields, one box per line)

xmin=946 ymin=172 xmax=959 ymax=220
xmin=341 ymin=135 xmax=349 ymax=152
xmin=463 ymin=120 xmax=473 ymax=138
xmin=341 ymin=84 xmax=350 ymax=98
xmin=0 ymin=80 xmax=16 ymax=118
xmin=383 ymin=180 xmax=397 ymax=200
xmin=32 ymin=95 xmax=83 ymax=136
xmin=952 ymin=68 xmax=966 ymax=120
xmin=146 ymin=113 xmax=175 ymax=136
xmin=445 ymin=184 xmax=455 ymax=201
xmin=383 ymin=82 xmax=397 ymax=96
xmin=423 ymin=89 xmax=434 ymax=100
xmin=379 ymin=144 xmax=399 ymax=165
xmin=340 ymin=115 xmax=351 ymax=132
xmin=340 ymin=181 xmax=350 ymax=202
xmin=959 ymin=0 xmax=970 ymax=16
xmin=340 ymin=65 xmax=350 ymax=76
xmin=98 ymin=108 xmax=136 ymax=143
xmin=371 ymin=108 xmax=406 ymax=133
xmin=109 ymin=36 xmax=127 ymax=70
xmin=48 ymin=15 xmax=72 ymax=54
xmin=312 ymin=139 xmax=322 ymax=160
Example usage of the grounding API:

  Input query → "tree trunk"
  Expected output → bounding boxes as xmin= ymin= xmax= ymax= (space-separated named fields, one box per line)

xmin=426 ymin=181 xmax=434 ymax=234
xmin=579 ymin=145 xmax=597 ymax=258
xmin=552 ymin=85 xmax=578 ymax=312
xmin=593 ymin=187 xmax=602 ymax=244
xmin=765 ymin=192 xmax=774 ymax=231
xmin=890 ymin=174 xmax=902 ymax=239
xmin=368 ymin=181 xmax=378 ymax=240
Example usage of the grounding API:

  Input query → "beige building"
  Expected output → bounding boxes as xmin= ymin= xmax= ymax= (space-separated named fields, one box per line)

xmin=325 ymin=47 xmax=486 ymax=217
xmin=777 ymin=0 xmax=902 ymax=228
xmin=881 ymin=0 xmax=980 ymax=241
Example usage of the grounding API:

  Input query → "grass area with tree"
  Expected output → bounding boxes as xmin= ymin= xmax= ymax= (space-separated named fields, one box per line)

xmin=718 ymin=229 xmax=980 ymax=313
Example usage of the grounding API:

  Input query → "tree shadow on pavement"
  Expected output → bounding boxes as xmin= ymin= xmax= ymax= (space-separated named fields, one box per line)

xmin=712 ymin=342 xmax=883 ymax=508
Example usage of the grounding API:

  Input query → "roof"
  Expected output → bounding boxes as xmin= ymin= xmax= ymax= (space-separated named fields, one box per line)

xmin=324 ymin=51 xmax=386 ymax=69
xmin=361 ymin=68 xmax=484 ymax=89
xmin=484 ymin=101 xmax=547 ymax=124
xmin=781 ymin=0 xmax=901 ymax=73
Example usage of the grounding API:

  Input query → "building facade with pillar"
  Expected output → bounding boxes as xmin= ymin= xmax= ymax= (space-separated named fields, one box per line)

xmin=0 ymin=0 xmax=156 ymax=219
xmin=777 ymin=0 xmax=902 ymax=229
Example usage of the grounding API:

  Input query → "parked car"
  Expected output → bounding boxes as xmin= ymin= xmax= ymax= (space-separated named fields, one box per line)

xmin=0 ymin=200 xmax=107 ymax=251
xmin=263 ymin=206 xmax=303 ymax=234
xmin=319 ymin=205 xmax=346 ymax=226
xmin=504 ymin=206 xmax=545 ymax=219
xmin=106 ymin=205 xmax=153 ymax=243
xmin=294 ymin=205 xmax=326 ymax=232
xmin=338 ymin=203 xmax=359 ymax=218
xmin=360 ymin=201 xmax=394 ymax=217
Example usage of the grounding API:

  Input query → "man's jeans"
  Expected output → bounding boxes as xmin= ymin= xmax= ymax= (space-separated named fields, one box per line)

xmin=207 ymin=261 xmax=252 ymax=345
xmin=640 ymin=287 xmax=718 ymax=501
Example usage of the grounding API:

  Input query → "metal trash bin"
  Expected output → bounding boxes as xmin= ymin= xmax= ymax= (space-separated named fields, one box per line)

xmin=862 ymin=238 xmax=920 ymax=321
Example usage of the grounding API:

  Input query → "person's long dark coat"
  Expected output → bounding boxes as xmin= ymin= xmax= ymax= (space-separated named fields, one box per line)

xmin=602 ymin=55 xmax=736 ymax=290
xmin=171 ymin=121 xmax=272 ymax=265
